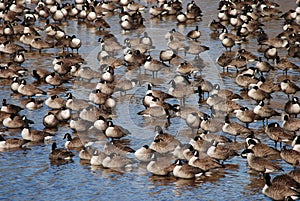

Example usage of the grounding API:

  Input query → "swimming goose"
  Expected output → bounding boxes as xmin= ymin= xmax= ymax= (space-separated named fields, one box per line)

xmin=241 ymin=149 xmax=283 ymax=174
xmin=25 ymin=98 xmax=44 ymax=110
xmin=21 ymin=125 xmax=53 ymax=142
xmin=222 ymin=115 xmax=252 ymax=140
xmin=1 ymin=99 xmax=23 ymax=114
xmin=90 ymin=149 xmax=107 ymax=166
xmin=43 ymin=112 xmax=59 ymax=128
xmin=104 ymin=141 xmax=135 ymax=156
xmin=45 ymin=95 xmax=66 ymax=110
xmin=102 ymin=153 xmax=135 ymax=169
xmin=0 ymin=134 xmax=28 ymax=149
xmin=63 ymin=133 xmax=83 ymax=149
xmin=146 ymin=153 xmax=175 ymax=176
xmin=265 ymin=122 xmax=294 ymax=148
xmin=282 ymin=114 xmax=300 ymax=133
xmin=280 ymin=146 xmax=300 ymax=167
xmin=3 ymin=114 xmax=34 ymax=129
xmin=246 ymin=139 xmax=280 ymax=159
xmin=134 ymin=145 xmax=156 ymax=162
xmin=262 ymin=173 xmax=300 ymax=201
xmin=207 ymin=140 xmax=239 ymax=164
xmin=49 ymin=142 xmax=75 ymax=161
xmin=78 ymin=146 xmax=93 ymax=161
xmin=189 ymin=150 xmax=223 ymax=171
xmin=105 ymin=120 xmax=130 ymax=139
xmin=65 ymin=92 xmax=89 ymax=111
xmin=17 ymin=79 xmax=47 ymax=97
xmin=173 ymin=159 xmax=204 ymax=179
xmin=284 ymin=97 xmax=300 ymax=118
xmin=149 ymin=126 xmax=180 ymax=154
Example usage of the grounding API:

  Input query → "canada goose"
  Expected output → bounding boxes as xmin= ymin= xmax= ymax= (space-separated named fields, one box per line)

xmin=45 ymin=72 xmax=66 ymax=87
xmin=49 ymin=142 xmax=75 ymax=161
xmin=211 ymin=84 xmax=242 ymax=100
xmin=275 ymin=56 xmax=299 ymax=76
xmin=226 ymin=55 xmax=247 ymax=72
xmin=105 ymin=120 xmax=130 ymax=139
xmin=264 ymin=46 xmax=277 ymax=62
xmin=241 ymin=149 xmax=283 ymax=174
xmin=285 ymin=97 xmax=300 ymax=118
xmin=30 ymin=38 xmax=54 ymax=53
xmin=255 ymin=57 xmax=273 ymax=74
xmin=104 ymin=140 xmax=135 ymax=156
xmin=32 ymin=69 xmax=51 ymax=81
xmin=200 ymin=115 xmax=223 ymax=133
xmin=0 ymin=134 xmax=28 ymax=149
xmin=69 ymin=117 xmax=92 ymax=132
xmin=3 ymin=114 xmax=34 ymax=129
xmin=248 ymin=85 xmax=272 ymax=103
xmin=176 ymin=61 xmax=199 ymax=75
xmin=143 ymin=55 xmax=168 ymax=77
xmin=149 ymin=128 xmax=180 ymax=154
xmin=185 ymin=112 xmax=201 ymax=132
xmin=221 ymin=35 xmax=234 ymax=51
xmin=184 ymin=42 xmax=209 ymax=57
xmin=55 ymin=106 xmax=71 ymax=122
xmin=114 ymin=79 xmax=138 ymax=95
xmin=25 ymin=98 xmax=44 ymax=111
xmin=262 ymin=173 xmax=300 ymax=201
xmin=1 ymin=99 xmax=23 ymax=114
xmin=207 ymin=140 xmax=239 ymax=164
xmin=69 ymin=35 xmax=81 ymax=53
xmin=134 ymin=145 xmax=156 ymax=162
xmin=65 ymin=92 xmax=89 ymax=111
xmin=280 ymin=79 xmax=300 ymax=97
xmin=189 ymin=150 xmax=223 ymax=171
xmin=282 ymin=114 xmax=300 ymax=133
xmin=102 ymin=153 xmax=135 ymax=169
xmin=21 ymin=125 xmax=53 ymax=142
xmin=45 ymin=95 xmax=66 ymax=110
xmin=146 ymin=153 xmax=175 ymax=176
xmin=200 ymin=130 xmax=232 ymax=144
xmin=96 ymin=79 xmax=115 ymax=96
xmin=173 ymin=159 xmax=204 ymax=179
xmin=17 ymin=79 xmax=46 ymax=97
xmin=256 ymin=76 xmax=280 ymax=94
xmin=189 ymin=136 xmax=212 ymax=153
xmin=280 ymin=146 xmax=300 ymax=167
xmin=187 ymin=26 xmax=201 ymax=41
xmin=78 ymin=146 xmax=92 ymax=161
xmin=63 ymin=133 xmax=83 ymax=149
xmin=217 ymin=52 xmax=233 ymax=71
xmin=10 ymin=77 xmax=20 ymax=93
xmin=90 ymin=149 xmax=107 ymax=166
xmin=168 ymin=79 xmax=194 ymax=104
xmin=43 ymin=112 xmax=59 ymax=128
xmin=235 ymin=73 xmax=258 ymax=90
xmin=265 ymin=122 xmax=294 ymax=148
xmin=101 ymin=65 xmax=114 ymax=83
xmin=89 ymin=89 xmax=108 ymax=107
xmin=138 ymin=97 xmax=170 ymax=118
xmin=146 ymin=83 xmax=174 ymax=101
xmin=234 ymin=107 xmax=259 ymax=128
xmin=182 ymin=145 xmax=196 ymax=161
xmin=253 ymin=101 xmax=280 ymax=125
xmin=79 ymin=106 xmax=103 ymax=122
xmin=292 ymin=135 xmax=300 ymax=152
xmin=222 ymin=115 xmax=251 ymax=140
xmin=288 ymin=169 xmax=300 ymax=184
xmin=272 ymin=173 xmax=300 ymax=191
xmin=246 ymin=138 xmax=280 ymax=159
xmin=93 ymin=115 xmax=108 ymax=132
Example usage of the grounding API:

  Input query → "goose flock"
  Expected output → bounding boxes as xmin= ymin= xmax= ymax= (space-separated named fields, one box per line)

xmin=1 ymin=0 xmax=300 ymax=200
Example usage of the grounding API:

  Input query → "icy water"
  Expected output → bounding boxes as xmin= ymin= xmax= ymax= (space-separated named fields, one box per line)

xmin=0 ymin=0 xmax=299 ymax=200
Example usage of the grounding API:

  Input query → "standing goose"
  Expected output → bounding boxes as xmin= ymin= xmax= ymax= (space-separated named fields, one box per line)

xmin=65 ymin=92 xmax=89 ymax=111
xmin=280 ymin=146 xmax=300 ymax=167
xmin=0 ymin=134 xmax=28 ymax=149
xmin=234 ymin=107 xmax=259 ymax=128
xmin=185 ymin=112 xmax=201 ymax=133
xmin=105 ymin=120 xmax=130 ymax=139
xmin=207 ymin=140 xmax=239 ymax=164
xmin=284 ymin=97 xmax=300 ymax=118
xmin=146 ymin=83 xmax=174 ymax=101
xmin=63 ymin=133 xmax=83 ymax=149
xmin=282 ymin=114 xmax=300 ymax=133
xmin=241 ymin=149 xmax=283 ymax=174
xmin=265 ymin=122 xmax=294 ymax=148
xmin=173 ymin=159 xmax=204 ymax=179
xmin=189 ymin=136 xmax=212 ymax=153
xmin=187 ymin=26 xmax=201 ymax=41
xmin=143 ymin=55 xmax=168 ymax=77
xmin=246 ymin=138 xmax=280 ymax=159
xmin=253 ymin=101 xmax=280 ymax=125
xmin=49 ymin=142 xmax=75 ymax=161
xmin=200 ymin=131 xmax=232 ymax=144
xmin=280 ymin=79 xmax=300 ymax=97
xmin=222 ymin=115 xmax=252 ymax=140
xmin=262 ymin=173 xmax=300 ymax=201
xmin=248 ymin=85 xmax=272 ymax=103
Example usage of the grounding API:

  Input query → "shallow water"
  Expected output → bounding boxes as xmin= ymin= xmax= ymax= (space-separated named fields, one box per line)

xmin=0 ymin=0 xmax=299 ymax=200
